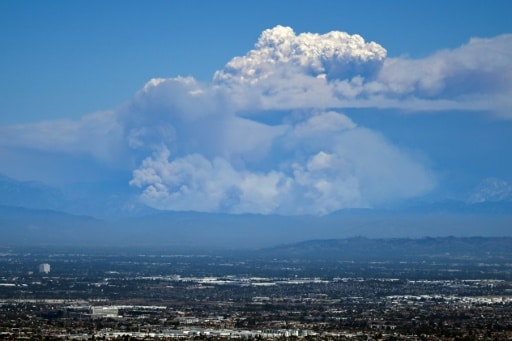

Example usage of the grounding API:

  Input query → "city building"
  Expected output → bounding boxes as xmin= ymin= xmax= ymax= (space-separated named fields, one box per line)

xmin=38 ymin=263 xmax=50 ymax=274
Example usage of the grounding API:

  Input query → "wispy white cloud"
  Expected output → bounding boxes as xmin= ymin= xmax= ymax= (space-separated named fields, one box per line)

xmin=128 ymin=108 xmax=434 ymax=215
xmin=2 ymin=25 xmax=510 ymax=214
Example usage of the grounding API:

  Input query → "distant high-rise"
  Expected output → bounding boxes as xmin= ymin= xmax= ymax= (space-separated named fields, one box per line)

xmin=38 ymin=263 xmax=50 ymax=274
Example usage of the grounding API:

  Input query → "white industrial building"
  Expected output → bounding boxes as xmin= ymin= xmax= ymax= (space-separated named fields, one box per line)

xmin=92 ymin=306 xmax=120 ymax=319
xmin=38 ymin=263 xmax=50 ymax=274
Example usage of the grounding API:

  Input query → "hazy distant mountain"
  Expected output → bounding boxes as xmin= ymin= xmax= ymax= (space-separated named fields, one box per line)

xmin=0 ymin=173 xmax=157 ymax=218
xmin=2 ymin=173 xmax=512 ymax=249
xmin=1 ymin=204 xmax=512 ymax=249
xmin=400 ymin=199 xmax=512 ymax=215
xmin=0 ymin=174 xmax=65 ymax=211
xmin=2 ymin=205 xmax=510 ymax=259
xmin=0 ymin=205 xmax=103 ymax=245
xmin=468 ymin=177 xmax=512 ymax=204
xmin=2 ymin=173 xmax=512 ymax=220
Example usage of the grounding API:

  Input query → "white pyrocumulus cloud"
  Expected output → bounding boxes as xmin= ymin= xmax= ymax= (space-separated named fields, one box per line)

xmin=2 ymin=25 xmax=511 ymax=214
xmin=128 ymin=107 xmax=434 ymax=215
xmin=214 ymin=25 xmax=386 ymax=84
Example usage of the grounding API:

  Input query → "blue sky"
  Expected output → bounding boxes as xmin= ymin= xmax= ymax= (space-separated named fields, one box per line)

xmin=1 ymin=1 xmax=512 ymax=216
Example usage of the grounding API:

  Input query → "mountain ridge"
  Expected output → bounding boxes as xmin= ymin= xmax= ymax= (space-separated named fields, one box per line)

xmin=261 ymin=236 xmax=512 ymax=260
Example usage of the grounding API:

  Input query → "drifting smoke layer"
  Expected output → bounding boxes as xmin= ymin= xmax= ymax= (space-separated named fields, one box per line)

xmin=125 ymin=26 xmax=434 ymax=214
xmin=129 ymin=118 xmax=434 ymax=215
xmin=2 ymin=26 xmax=512 ymax=214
